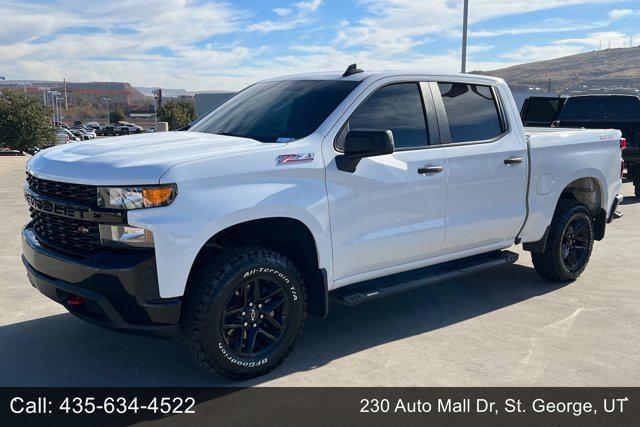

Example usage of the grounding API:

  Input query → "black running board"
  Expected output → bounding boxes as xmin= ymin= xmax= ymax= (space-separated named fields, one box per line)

xmin=330 ymin=250 xmax=519 ymax=306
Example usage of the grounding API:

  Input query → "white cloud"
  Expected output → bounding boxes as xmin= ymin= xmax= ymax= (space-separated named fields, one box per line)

xmin=335 ymin=0 xmax=620 ymax=54
xmin=553 ymin=31 xmax=640 ymax=49
xmin=273 ymin=8 xmax=292 ymax=17
xmin=609 ymin=9 xmax=636 ymax=20
xmin=248 ymin=0 xmax=324 ymax=33
xmin=500 ymin=30 xmax=640 ymax=63
xmin=0 ymin=0 xmax=632 ymax=91
xmin=501 ymin=44 xmax=587 ymax=61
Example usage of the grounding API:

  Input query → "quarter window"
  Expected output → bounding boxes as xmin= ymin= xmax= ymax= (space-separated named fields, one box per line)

xmin=438 ymin=83 xmax=504 ymax=143
xmin=338 ymin=83 xmax=429 ymax=150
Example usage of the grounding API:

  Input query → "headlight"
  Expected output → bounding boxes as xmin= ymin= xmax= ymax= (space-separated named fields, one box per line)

xmin=99 ymin=224 xmax=154 ymax=248
xmin=97 ymin=184 xmax=177 ymax=210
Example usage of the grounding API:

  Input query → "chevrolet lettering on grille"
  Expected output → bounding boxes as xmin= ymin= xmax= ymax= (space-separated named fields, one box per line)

xmin=24 ymin=188 xmax=124 ymax=223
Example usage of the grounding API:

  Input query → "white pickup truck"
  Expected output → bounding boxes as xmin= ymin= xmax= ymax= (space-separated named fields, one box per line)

xmin=22 ymin=66 xmax=623 ymax=379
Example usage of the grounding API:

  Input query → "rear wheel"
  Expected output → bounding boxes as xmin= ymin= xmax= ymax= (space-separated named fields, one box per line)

xmin=182 ymin=246 xmax=307 ymax=380
xmin=531 ymin=200 xmax=594 ymax=282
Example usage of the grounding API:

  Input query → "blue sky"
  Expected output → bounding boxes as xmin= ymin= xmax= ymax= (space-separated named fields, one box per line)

xmin=1 ymin=0 xmax=639 ymax=90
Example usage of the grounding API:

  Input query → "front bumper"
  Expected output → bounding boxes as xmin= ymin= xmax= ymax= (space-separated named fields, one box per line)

xmin=22 ymin=225 xmax=180 ymax=338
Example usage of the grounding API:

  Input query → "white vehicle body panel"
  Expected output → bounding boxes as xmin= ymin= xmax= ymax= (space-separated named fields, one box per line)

xmin=26 ymin=71 xmax=623 ymax=298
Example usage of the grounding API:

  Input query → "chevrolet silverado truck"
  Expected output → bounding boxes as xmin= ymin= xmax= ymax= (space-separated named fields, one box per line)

xmin=22 ymin=66 xmax=624 ymax=379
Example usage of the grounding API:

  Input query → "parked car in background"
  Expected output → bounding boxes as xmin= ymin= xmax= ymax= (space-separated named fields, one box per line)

xmin=83 ymin=128 xmax=97 ymax=139
xmin=55 ymin=129 xmax=71 ymax=145
xmin=114 ymin=121 xmax=144 ymax=135
xmin=520 ymin=96 xmax=566 ymax=127
xmin=552 ymin=95 xmax=640 ymax=198
xmin=70 ymin=128 xmax=91 ymax=141
xmin=85 ymin=123 xmax=102 ymax=134
xmin=102 ymin=125 xmax=117 ymax=136
xmin=55 ymin=128 xmax=79 ymax=145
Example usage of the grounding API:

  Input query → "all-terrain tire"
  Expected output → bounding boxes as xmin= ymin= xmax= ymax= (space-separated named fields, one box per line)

xmin=531 ymin=199 xmax=594 ymax=282
xmin=181 ymin=246 xmax=307 ymax=380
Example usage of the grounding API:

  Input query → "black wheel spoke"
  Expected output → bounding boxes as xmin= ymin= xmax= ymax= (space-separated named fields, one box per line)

xmin=252 ymin=279 xmax=261 ymax=303
xmin=242 ymin=282 xmax=250 ymax=307
xmin=258 ymin=328 xmax=279 ymax=342
xmin=264 ymin=297 xmax=285 ymax=312
xmin=246 ymin=328 xmax=258 ymax=354
xmin=264 ymin=315 xmax=284 ymax=331
xmin=261 ymin=288 xmax=284 ymax=303
xmin=223 ymin=323 xmax=243 ymax=329
xmin=235 ymin=331 xmax=244 ymax=353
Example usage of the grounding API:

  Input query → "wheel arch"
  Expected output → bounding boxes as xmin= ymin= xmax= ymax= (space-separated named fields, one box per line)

xmin=187 ymin=217 xmax=329 ymax=318
xmin=525 ymin=175 xmax=607 ymax=253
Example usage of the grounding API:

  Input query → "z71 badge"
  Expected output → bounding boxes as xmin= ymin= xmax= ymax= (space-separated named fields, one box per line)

xmin=276 ymin=153 xmax=314 ymax=165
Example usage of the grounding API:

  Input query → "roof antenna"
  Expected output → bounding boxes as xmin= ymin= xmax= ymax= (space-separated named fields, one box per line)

xmin=342 ymin=63 xmax=363 ymax=77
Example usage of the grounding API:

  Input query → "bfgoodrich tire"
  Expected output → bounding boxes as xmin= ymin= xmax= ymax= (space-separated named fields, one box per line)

xmin=181 ymin=246 xmax=307 ymax=380
xmin=531 ymin=199 xmax=594 ymax=282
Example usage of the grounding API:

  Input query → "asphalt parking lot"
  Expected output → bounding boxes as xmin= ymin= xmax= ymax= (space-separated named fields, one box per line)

xmin=1 ymin=155 xmax=639 ymax=387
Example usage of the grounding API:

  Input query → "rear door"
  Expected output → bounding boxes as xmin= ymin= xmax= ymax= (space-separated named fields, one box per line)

xmin=432 ymin=81 xmax=528 ymax=253
xmin=324 ymin=79 xmax=448 ymax=283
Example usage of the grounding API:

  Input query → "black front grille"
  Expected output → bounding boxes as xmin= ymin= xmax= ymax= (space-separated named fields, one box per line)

xmin=30 ymin=208 xmax=101 ymax=253
xmin=26 ymin=174 xmax=97 ymax=206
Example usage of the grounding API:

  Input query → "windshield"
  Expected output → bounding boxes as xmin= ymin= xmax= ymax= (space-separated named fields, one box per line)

xmin=190 ymin=80 xmax=359 ymax=142
xmin=559 ymin=96 xmax=640 ymax=121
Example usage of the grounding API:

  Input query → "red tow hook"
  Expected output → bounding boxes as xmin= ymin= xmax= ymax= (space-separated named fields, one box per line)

xmin=67 ymin=296 xmax=84 ymax=306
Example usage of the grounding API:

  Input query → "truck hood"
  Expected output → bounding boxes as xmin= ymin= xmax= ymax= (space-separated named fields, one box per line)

xmin=27 ymin=131 xmax=271 ymax=185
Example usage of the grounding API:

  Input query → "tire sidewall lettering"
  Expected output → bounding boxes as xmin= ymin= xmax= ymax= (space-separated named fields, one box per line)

xmin=218 ymin=342 xmax=268 ymax=367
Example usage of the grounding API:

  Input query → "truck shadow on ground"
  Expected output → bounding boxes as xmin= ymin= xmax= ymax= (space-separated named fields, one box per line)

xmin=1 ymin=263 xmax=566 ymax=386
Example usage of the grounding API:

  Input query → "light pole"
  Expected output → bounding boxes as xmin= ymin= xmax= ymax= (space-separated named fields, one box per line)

xmin=101 ymin=97 xmax=110 ymax=121
xmin=461 ymin=0 xmax=469 ymax=73
xmin=39 ymin=87 xmax=49 ymax=106
xmin=50 ymin=91 xmax=60 ymax=124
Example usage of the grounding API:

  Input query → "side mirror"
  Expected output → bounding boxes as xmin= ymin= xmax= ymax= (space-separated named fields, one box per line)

xmin=336 ymin=129 xmax=394 ymax=172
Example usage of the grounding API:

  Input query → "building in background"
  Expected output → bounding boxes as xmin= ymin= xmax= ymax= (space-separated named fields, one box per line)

xmin=194 ymin=91 xmax=237 ymax=118
xmin=0 ymin=80 xmax=151 ymax=110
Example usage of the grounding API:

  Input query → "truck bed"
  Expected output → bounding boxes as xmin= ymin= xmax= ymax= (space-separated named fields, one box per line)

xmin=519 ymin=126 xmax=623 ymax=244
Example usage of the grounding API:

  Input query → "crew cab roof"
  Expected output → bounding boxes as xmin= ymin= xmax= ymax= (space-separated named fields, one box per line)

xmin=262 ymin=70 xmax=504 ymax=85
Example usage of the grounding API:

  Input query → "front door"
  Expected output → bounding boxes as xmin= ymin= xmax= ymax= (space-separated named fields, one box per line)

xmin=325 ymin=81 xmax=448 ymax=283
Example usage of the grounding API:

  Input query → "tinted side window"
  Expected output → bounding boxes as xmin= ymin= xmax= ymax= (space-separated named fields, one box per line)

xmin=523 ymin=98 xmax=561 ymax=124
xmin=438 ymin=83 xmax=504 ymax=143
xmin=339 ymin=83 xmax=428 ymax=150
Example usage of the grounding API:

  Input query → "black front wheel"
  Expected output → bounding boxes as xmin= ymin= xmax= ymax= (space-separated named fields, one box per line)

xmin=182 ymin=246 xmax=307 ymax=380
xmin=531 ymin=199 xmax=594 ymax=282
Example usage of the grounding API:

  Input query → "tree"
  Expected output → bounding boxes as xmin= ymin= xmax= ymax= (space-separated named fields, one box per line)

xmin=71 ymin=99 xmax=96 ymax=122
xmin=109 ymin=106 xmax=126 ymax=123
xmin=0 ymin=90 xmax=56 ymax=152
xmin=157 ymin=99 xmax=196 ymax=130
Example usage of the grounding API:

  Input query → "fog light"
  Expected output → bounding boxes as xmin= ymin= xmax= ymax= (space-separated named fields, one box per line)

xmin=99 ymin=224 xmax=154 ymax=248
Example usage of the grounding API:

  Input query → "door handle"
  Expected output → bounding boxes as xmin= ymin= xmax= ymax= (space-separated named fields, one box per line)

xmin=504 ymin=157 xmax=524 ymax=165
xmin=418 ymin=165 xmax=444 ymax=174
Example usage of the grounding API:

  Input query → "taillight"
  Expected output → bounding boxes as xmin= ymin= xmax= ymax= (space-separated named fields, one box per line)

xmin=620 ymin=138 xmax=626 ymax=178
